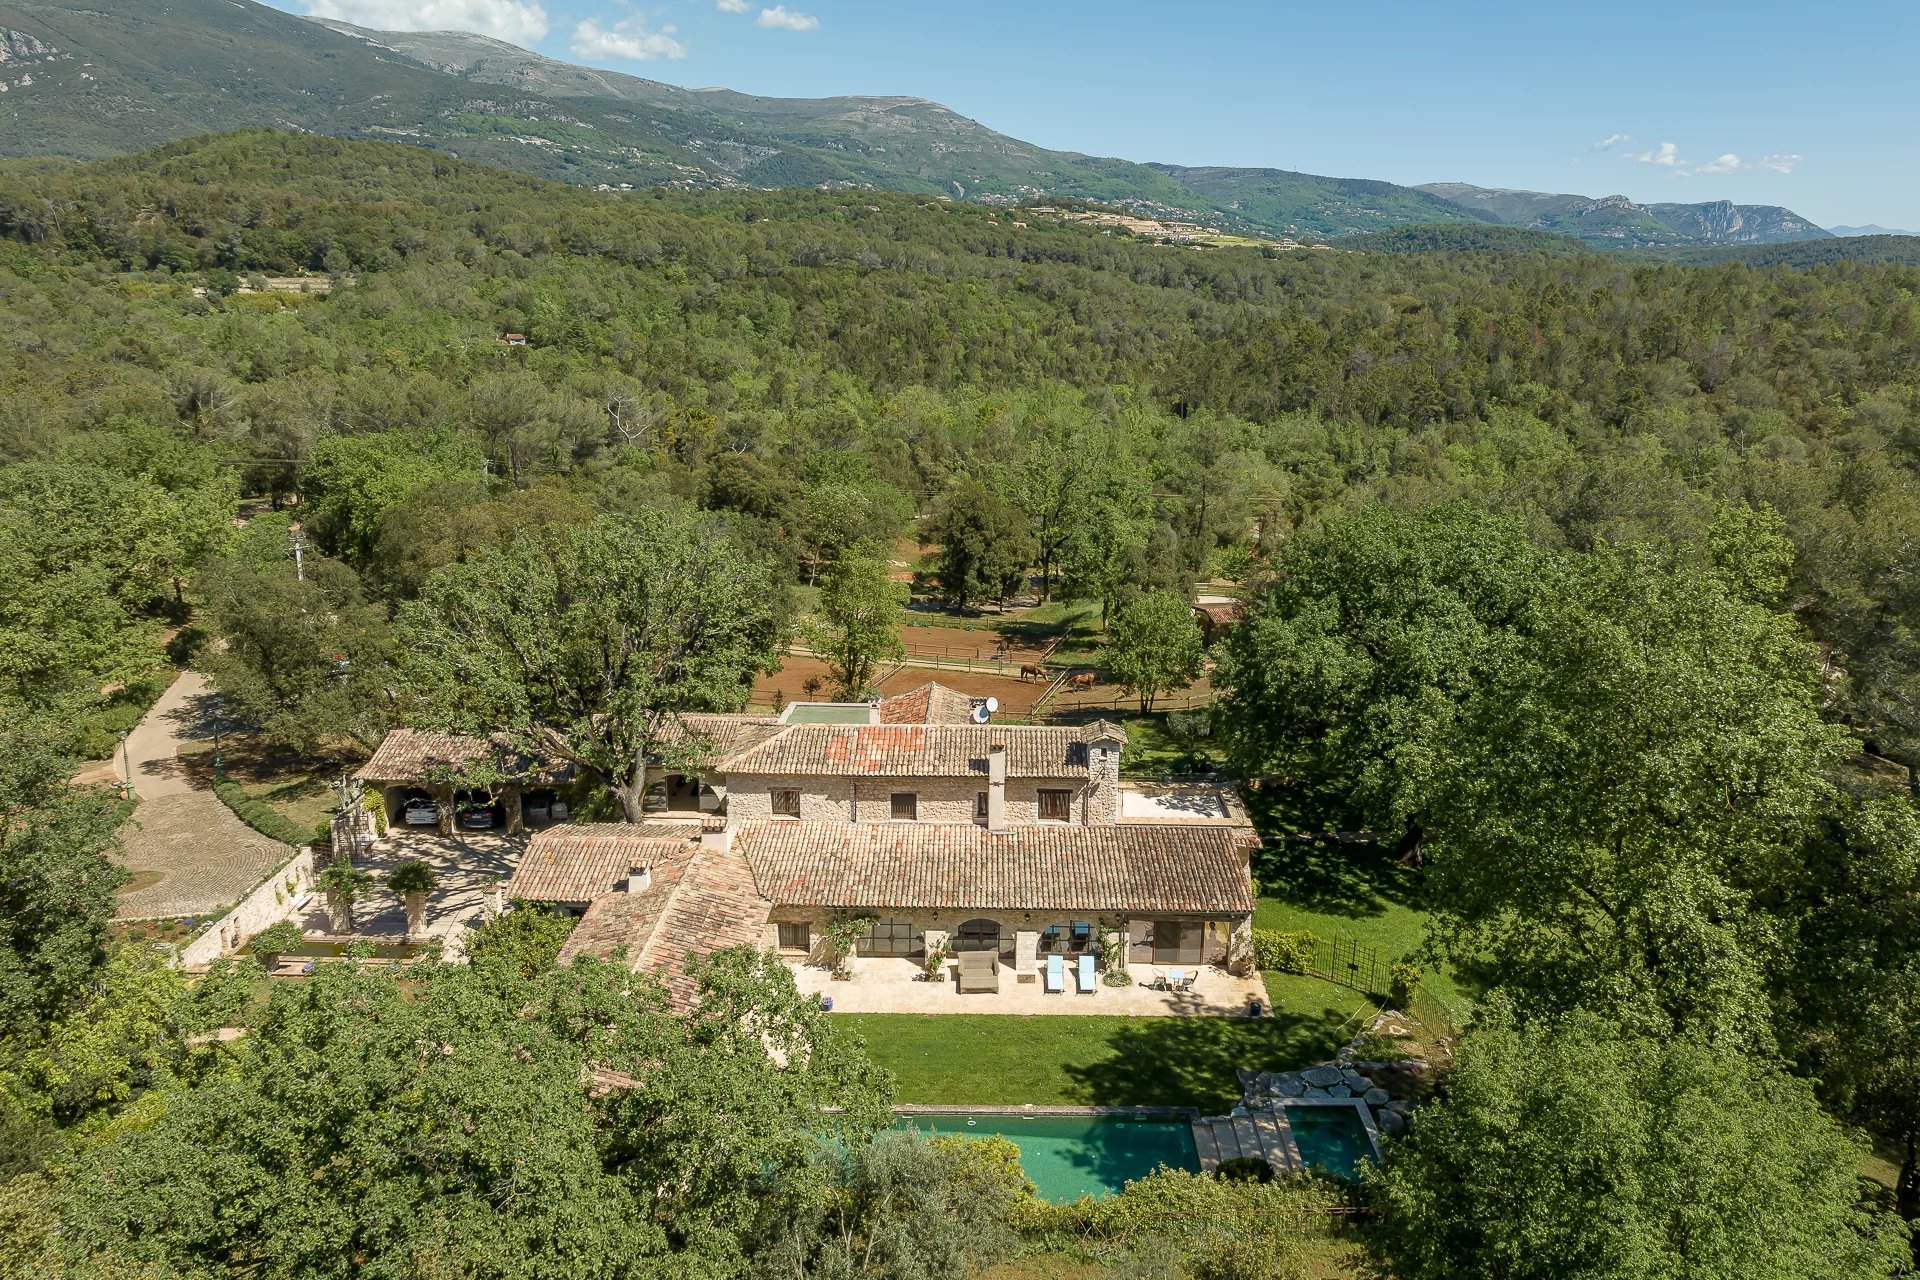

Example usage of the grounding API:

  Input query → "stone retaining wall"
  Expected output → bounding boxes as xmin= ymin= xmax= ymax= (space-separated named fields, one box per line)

xmin=179 ymin=847 xmax=315 ymax=968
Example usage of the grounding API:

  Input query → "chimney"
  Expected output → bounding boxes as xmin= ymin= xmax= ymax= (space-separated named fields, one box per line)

xmin=627 ymin=867 xmax=651 ymax=894
xmin=987 ymin=740 xmax=1008 ymax=832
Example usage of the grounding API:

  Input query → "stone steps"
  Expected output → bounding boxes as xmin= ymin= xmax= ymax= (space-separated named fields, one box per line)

xmin=1192 ymin=1108 xmax=1298 ymax=1177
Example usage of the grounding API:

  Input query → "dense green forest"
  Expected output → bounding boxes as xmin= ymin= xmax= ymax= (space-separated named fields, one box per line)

xmin=3 ymin=131 xmax=1920 ymax=1276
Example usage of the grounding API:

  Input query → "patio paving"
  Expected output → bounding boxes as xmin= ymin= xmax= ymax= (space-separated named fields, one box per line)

xmin=298 ymin=829 xmax=525 ymax=958
xmin=794 ymin=956 xmax=1266 ymax=1016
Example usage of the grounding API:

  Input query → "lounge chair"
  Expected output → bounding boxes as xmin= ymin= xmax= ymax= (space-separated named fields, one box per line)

xmin=1175 ymin=969 xmax=1197 ymax=993
xmin=1044 ymin=953 xmax=1065 ymax=993
xmin=1075 ymin=954 xmax=1096 ymax=994
xmin=957 ymin=949 xmax=1000 ymax=994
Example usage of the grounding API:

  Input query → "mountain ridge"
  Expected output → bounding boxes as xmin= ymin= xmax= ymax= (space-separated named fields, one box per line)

xmin=0 ymin=0 xmax=1837 ymax=248
xmin=1417 ymin=181 xmax=1828 ymax=247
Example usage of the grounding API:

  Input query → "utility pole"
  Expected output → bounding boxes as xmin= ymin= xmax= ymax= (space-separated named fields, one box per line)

xmin=289 ymin=528 xmax=306 ymax=581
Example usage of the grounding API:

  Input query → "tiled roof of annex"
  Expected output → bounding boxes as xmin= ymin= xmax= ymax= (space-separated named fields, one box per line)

xmin=717 ymin=721 xmax=1127 ymax=780
xmin=735 ymin=818 xmax=1254 ymax=916
xmin=355 ymin=728 xmax=552 ymax=784
xmin=505 ymin=823 xmax=701 ymax=904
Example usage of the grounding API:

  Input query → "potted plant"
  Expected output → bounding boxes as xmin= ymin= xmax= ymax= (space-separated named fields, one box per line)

xmin=387 ymin=859 xmax=438 ymax=943
xmin=924 ymin=945 xmax=948 ymax=983
xmin=251 ymin=919 xmax=305 ymax=972
xmin=316 ymin=861 xmax=374 ymax=934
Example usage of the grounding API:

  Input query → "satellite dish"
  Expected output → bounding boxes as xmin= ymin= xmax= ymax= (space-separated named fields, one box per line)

xmin=984 ymin=696 xmax=999 ymax=713
xmin=970 ymin=703 xmax=992 ymax=724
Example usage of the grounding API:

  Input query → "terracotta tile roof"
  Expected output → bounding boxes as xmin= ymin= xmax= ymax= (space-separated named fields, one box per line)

xmin=637 ymin=843 xmax=771 ymax=1012
xmin=876 ymin=682 xmax=977 ymax=725
xmin=555 ymin=840 xmax=770 ymax=1012
xmin=658 ymin=712 xmax=788 ymax=764
xmin=355 ymin=728 xmax=551 ymax=784
xmin=555 ymin=861 xmax=692 ymax=965
xmin=506 ymin=824 xmax=698 ymax=903
xmin=737 ymin=820 xmax=1254 ymax=915
xmin=719 ymin=724 xmax=1116 ymax=779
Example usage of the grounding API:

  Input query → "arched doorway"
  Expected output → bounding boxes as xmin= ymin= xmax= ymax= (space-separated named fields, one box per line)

xmin=953 ymin=918 xmax=1001 ymax=954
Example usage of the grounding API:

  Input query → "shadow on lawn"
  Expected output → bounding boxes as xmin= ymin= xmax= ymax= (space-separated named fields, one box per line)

xmin=1066 ymin=1011 xmax=1356 ymax=1113
xmin=1247 ymin=789 xmax=1427 ymax=922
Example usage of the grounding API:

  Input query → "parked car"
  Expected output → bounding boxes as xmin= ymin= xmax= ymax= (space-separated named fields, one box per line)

xmin=401 ymin=795 xmax=439 ymax=826
xmin=458 ymin=803 xmax=497 ymax=830
xmin=523 ymin=798 xmax=552 ymax=822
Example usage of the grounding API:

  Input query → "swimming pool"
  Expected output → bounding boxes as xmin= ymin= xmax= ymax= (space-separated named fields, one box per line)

xmin=1283 ymin=1103 xmax=1378 ymax=1179
xmin=893 ymin=1112 xmax=1198 ymax=1202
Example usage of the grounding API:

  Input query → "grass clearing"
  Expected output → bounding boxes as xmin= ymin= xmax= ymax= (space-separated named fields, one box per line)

xmin=836 ymin=1008 xmax=1362 ymax=1112
xmin=1251 ymin=814 xmax=1466 ymax=1012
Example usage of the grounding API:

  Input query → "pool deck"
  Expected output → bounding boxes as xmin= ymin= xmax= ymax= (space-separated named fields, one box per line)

xmin=798 ymin=957 xmax=1266 ymax=1016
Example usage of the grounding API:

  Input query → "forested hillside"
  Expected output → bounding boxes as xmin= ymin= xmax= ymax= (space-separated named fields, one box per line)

xmin=3 ymin=131 xmax=1920 ymax=1275
xmin=3 ymin=129 xmax=1915 ymax=771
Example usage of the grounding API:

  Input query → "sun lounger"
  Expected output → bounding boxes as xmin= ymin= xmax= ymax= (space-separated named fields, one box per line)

xmin=1075 ymin=954 xmax=1096 ymax=994
xmin=1045 ymin=953 xmax=1065 ymax=993
xmin=957 ymin=949 xmax=1000 ymax=994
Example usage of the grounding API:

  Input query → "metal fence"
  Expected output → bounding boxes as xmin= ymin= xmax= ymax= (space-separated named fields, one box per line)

xmin=1287 ymin=930 xmax=1459 ymax=1040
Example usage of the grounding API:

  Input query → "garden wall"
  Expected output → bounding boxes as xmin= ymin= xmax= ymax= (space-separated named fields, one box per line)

xmin=179 ymin=846 xmax=315 ymax=968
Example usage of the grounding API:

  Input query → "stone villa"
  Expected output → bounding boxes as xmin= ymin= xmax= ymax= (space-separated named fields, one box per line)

xmin=364 ymin=682 xmax=1259 ymax=1007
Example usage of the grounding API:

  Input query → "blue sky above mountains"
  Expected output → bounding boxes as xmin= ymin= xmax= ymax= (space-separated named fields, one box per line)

xmin=275 ymin=0 xmax=1919 ymax=228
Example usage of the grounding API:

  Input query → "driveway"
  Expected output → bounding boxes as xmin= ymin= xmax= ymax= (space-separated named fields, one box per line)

xmin=98 ymin=670 xmax=297 ymax=920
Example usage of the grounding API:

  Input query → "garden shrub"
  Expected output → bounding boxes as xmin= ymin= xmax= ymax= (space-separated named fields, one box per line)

xmin=1388 ymin=962 xmax=1422 ymax=1010
xmin=1252 ymin=928 xmax=1318 ymax=975
xmin=211 ymin=778 xmax=313 ymax=847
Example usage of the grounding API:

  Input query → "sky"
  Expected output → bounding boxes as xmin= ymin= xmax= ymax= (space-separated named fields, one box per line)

xmin=275 ymin=0 xmax=1920 ymax=229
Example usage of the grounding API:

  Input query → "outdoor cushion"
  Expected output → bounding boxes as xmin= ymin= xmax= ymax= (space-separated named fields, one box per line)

xmin=1045 ymin=953 xmax=1064 ymax=992
xmin=1075 ymin=954 xmax=1096 ymax=993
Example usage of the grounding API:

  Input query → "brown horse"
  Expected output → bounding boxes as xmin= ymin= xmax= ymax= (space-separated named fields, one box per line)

xmin=1065 ymin=672 xmax=1097 ymax=692
xmin=1019 ymin=663 xmax=1045 ymax=682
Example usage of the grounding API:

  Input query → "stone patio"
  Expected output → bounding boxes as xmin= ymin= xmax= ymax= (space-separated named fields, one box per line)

xmin=299 ymin=829 xmax=525 ymax=957
xmin=792 ymin=955 xmax=1266 ymax=1016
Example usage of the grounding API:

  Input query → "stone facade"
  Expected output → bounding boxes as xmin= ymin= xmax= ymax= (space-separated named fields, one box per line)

xmin=726 ymin=772 xmax=1110 ymax=827
xmin=765 ymin=905 xmax=1240 ymax=972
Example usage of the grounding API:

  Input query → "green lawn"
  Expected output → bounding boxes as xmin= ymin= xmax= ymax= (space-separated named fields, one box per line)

xmin=1252 ymin=830 xmax=1466 ymax=1010
xmin=836 ymin=1001 xmax=1368 ymax=1112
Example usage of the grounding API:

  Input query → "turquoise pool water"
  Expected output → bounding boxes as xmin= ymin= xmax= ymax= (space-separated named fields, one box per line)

xmin=1285 ymin=1104 xmax=1375 ymax=1179
xmin=894 ymin=1113 xmax=1198 ymax=1202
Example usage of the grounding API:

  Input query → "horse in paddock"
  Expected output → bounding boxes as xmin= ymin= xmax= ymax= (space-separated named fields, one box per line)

xmin=1019 ymin=663 xmax=1045 ymax=682
xmin=1065 ymin=672 xmax=1097 ymax=693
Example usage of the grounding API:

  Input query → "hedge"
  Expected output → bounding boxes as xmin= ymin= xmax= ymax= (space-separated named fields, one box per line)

xmin=211 ymin=779 xmax=317 ymax=848
xmin=1252 ymin=927 xmax=1319 ymax=975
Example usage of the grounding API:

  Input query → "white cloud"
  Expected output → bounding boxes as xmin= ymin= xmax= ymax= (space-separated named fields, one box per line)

xmin=1697 ymin=153 xmax=1742 ymax=175
xmin=756 ymin=5 xmax=819 ymax=30
xmin=304 ymin=0 xmax=548 ymax=43
xmin=1629 ymin=141 xmax=1683 ymax=167
xmin=1759 ymin=153 xmax=1802 ymax=174
xmin=716 ymin=0 xmax=750 ymax=10
xmin=571 ymin=14 xmax=687 ymax=60
xmin=1592 ymin=133 xmax=1629 ymax=151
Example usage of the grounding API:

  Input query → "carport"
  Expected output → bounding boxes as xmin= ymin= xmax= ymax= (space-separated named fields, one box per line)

xmin=356 ymin=729 xmax=565 ymax=836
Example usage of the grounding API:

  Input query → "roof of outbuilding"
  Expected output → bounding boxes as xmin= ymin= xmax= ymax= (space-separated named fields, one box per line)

xmin=354 ymin=728 xmax=551 ymax=784
xmin=736 ymin=819 xmax=1254 ymax=915
xmin=506 ymin=824 xmax=699 ymax=903
xmin=718 ymin=723 xmax=1120 ymax=779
